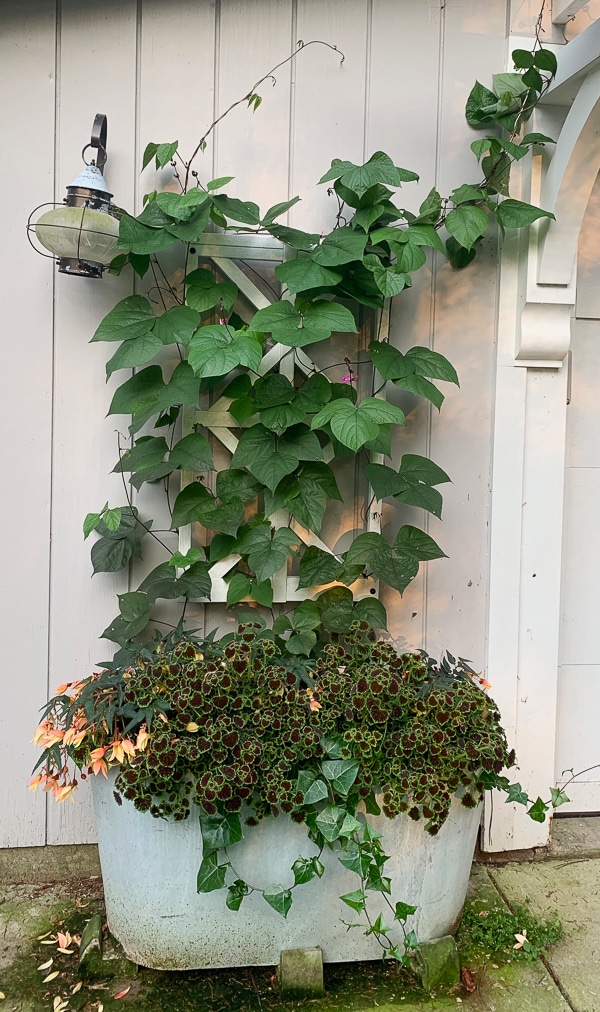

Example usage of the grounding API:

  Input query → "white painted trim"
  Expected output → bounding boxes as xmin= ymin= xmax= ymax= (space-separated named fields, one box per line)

xmin=552 ymin=0 xmax=589 ymax=25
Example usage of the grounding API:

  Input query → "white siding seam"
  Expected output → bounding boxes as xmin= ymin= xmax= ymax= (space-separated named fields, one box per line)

xmin=362 ymin=0 xmax=373 ymax=164
xmin=287 ymin=0 xmax=298 ymax=206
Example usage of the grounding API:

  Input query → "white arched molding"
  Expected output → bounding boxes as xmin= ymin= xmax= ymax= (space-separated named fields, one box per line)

xmin=483 ymin=48 xmax=600 ymax=851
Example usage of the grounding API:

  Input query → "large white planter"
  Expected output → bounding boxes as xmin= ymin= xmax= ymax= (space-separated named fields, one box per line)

xmin=92 ymin=774 xmax=480 ymax=970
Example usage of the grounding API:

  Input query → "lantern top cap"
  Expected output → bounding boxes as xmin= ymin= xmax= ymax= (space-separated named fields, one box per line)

xmin=68 ymin=163 xmax=112 ymax=196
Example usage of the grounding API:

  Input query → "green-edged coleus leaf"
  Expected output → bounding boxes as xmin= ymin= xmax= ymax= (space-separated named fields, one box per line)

xmin=262 ymin=885 xmax=292 ymax=918
xmin=168 ymin=432 xmax=214 ymax=472
xmin=445 ymin=204 xmax=489 ymax=251
xmin=185 ymin=267 xmax=238 ymax=313
xmin=188 ymin=325 xmax=263 ymax=378
xmin=319 ymin=151 xmax=419 ymax=195
xmin=153 ymin=305 xmax=201 ymax=347
xmin=275 ymin=258 xmax=342 ymax=294
xmin=311 ymin=397 xmax=405 ymax=452
xmin=91 ymin=295 xmax=156 ymax=343
xmin=251 ymin=299 xmax=357 ymax=348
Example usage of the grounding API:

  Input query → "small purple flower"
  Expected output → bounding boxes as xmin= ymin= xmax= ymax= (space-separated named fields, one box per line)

xmin=342 ymin=374 xmax=356 ymax=384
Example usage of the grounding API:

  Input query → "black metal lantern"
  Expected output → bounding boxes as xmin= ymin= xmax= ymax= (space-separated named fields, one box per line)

xmin=28 ymin=115 xmax=120 ymax=279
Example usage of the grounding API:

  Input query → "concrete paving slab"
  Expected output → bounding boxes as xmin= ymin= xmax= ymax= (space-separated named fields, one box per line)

xmin=551 ymin=818 xmax=600 ymax=860
xmin=491 ymin=857 xmax=600 ymax=1012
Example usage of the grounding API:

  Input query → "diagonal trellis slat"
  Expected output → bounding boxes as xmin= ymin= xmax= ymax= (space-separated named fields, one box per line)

xmin=179 ymin=233 xmax=378 ymax=604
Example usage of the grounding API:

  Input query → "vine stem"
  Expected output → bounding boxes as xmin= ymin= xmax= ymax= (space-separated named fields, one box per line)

xmin=116 ymin=433 xmax=173 ymax=553
xmin=183 ymin=41 xmax=345 ymax=191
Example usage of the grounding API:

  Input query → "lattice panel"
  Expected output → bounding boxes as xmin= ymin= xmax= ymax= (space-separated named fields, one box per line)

xmin=179 ymin=233 xmax=384 ymax=605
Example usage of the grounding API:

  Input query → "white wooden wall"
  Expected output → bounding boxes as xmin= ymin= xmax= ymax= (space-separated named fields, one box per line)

xmin=1 ymin=0 xmax=512 ymax=848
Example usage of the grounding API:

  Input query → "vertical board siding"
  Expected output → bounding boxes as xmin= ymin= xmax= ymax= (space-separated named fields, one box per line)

xmin=2 ymin=0 xmax=509 ymax=846
xmin=0 ymin=0 xmax=57 ymax=847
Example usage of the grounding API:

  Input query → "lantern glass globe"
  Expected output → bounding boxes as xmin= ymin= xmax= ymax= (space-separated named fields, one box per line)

xmin=35 ymin=205 xmax=120 ymax=267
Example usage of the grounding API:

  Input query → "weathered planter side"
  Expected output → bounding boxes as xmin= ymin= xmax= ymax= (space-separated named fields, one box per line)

xmin=93 ymin=775 xmax=480 ymax=970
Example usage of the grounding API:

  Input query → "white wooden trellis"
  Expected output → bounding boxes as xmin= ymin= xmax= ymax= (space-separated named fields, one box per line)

xmin=178 ymin=232 xmax=384 ymax=606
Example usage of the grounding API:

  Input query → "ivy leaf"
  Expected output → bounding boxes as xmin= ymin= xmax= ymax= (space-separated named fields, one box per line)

xmin=315 ymin=805 xmax=347 ymax=842
xmin=200 ymin=811 xmax=243 ymax=851
xmin=321 ymin=759 xmax=360 ymax=795
xmin=292 ymin=857 xmax=324 ymax=885
xmin=340 ymin=890 xmax=366 ymax=913
xmin=505 ymin=782 xmax=529 ymax=806
xmin=303 ymin=779 xmax=329 ymax=804
xmin=186 ymin=270 xmax=238 ymax=313
xmin=252 ymin=300 xmax=357 ymax=348
xmin=226 ymin=880 xmax=250 ymax=911
xmin=319 ymin=151 xmax=418 ymax=195
xmin=262 ymin=886 xmax=292 ymax=919
xmin=298 ymin=545 xmax=343 ymax=590
xmin=394 ymin=901 xmax=418 ymax=922
xmin=188 ymin=326 xmax=262 ymax=378
xmin=91 ymin=295 xmax=155 ymax=343
xmin=550 ymin=788 xmax=570 ymax=809
xmin=495 ymin=199 xmax=555 ymax=229
xmin=528 ymin=797 xmax=550 ymax=823
xmin=445 ymin=205 xmax=489 ymax=251
xmin=196 ymin=853 xmax=228 ymax=893
xmin=275 ymin=259 xmax=342 ymax=294
xmin=169 ymin=433 xmax=214 ymax=472
xmin=231 ymin=427 xmax=297 ymax=492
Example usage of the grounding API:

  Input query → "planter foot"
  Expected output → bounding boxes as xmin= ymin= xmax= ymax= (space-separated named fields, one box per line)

xmin=413 ymin=935 xmax=460 ymax=992
xmin=278 ymin=947 xmax=324 ymax=998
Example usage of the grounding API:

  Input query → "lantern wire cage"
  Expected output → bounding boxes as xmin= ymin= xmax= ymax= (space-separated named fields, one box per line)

xmin=26 ymin=202 xmax=120 ymax=263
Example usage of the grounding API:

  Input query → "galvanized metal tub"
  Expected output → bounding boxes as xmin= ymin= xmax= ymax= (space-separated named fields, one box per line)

xmin=92 ymin=774 xmax=480 ymax=970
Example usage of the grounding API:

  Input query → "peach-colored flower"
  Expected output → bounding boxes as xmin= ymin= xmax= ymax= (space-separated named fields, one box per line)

xmin=63 ymin=726 xmax=87 ymax=747
xmin=55 ymin=783 xmax=77 ymax=803
xmin=479 ymin=678 xmax=492 ymax=690
xmin=136 ymin=726 xmax=150 ymax=751
xmin=54 ymin=683 xmax=70 ymax=695
xmin=32 ymin=720 xmax=53 ymax=746
xmin=309 ymin=698 xmax=322 ymax=712
xmin=28 ymin=773 xmax=44 ymax=791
